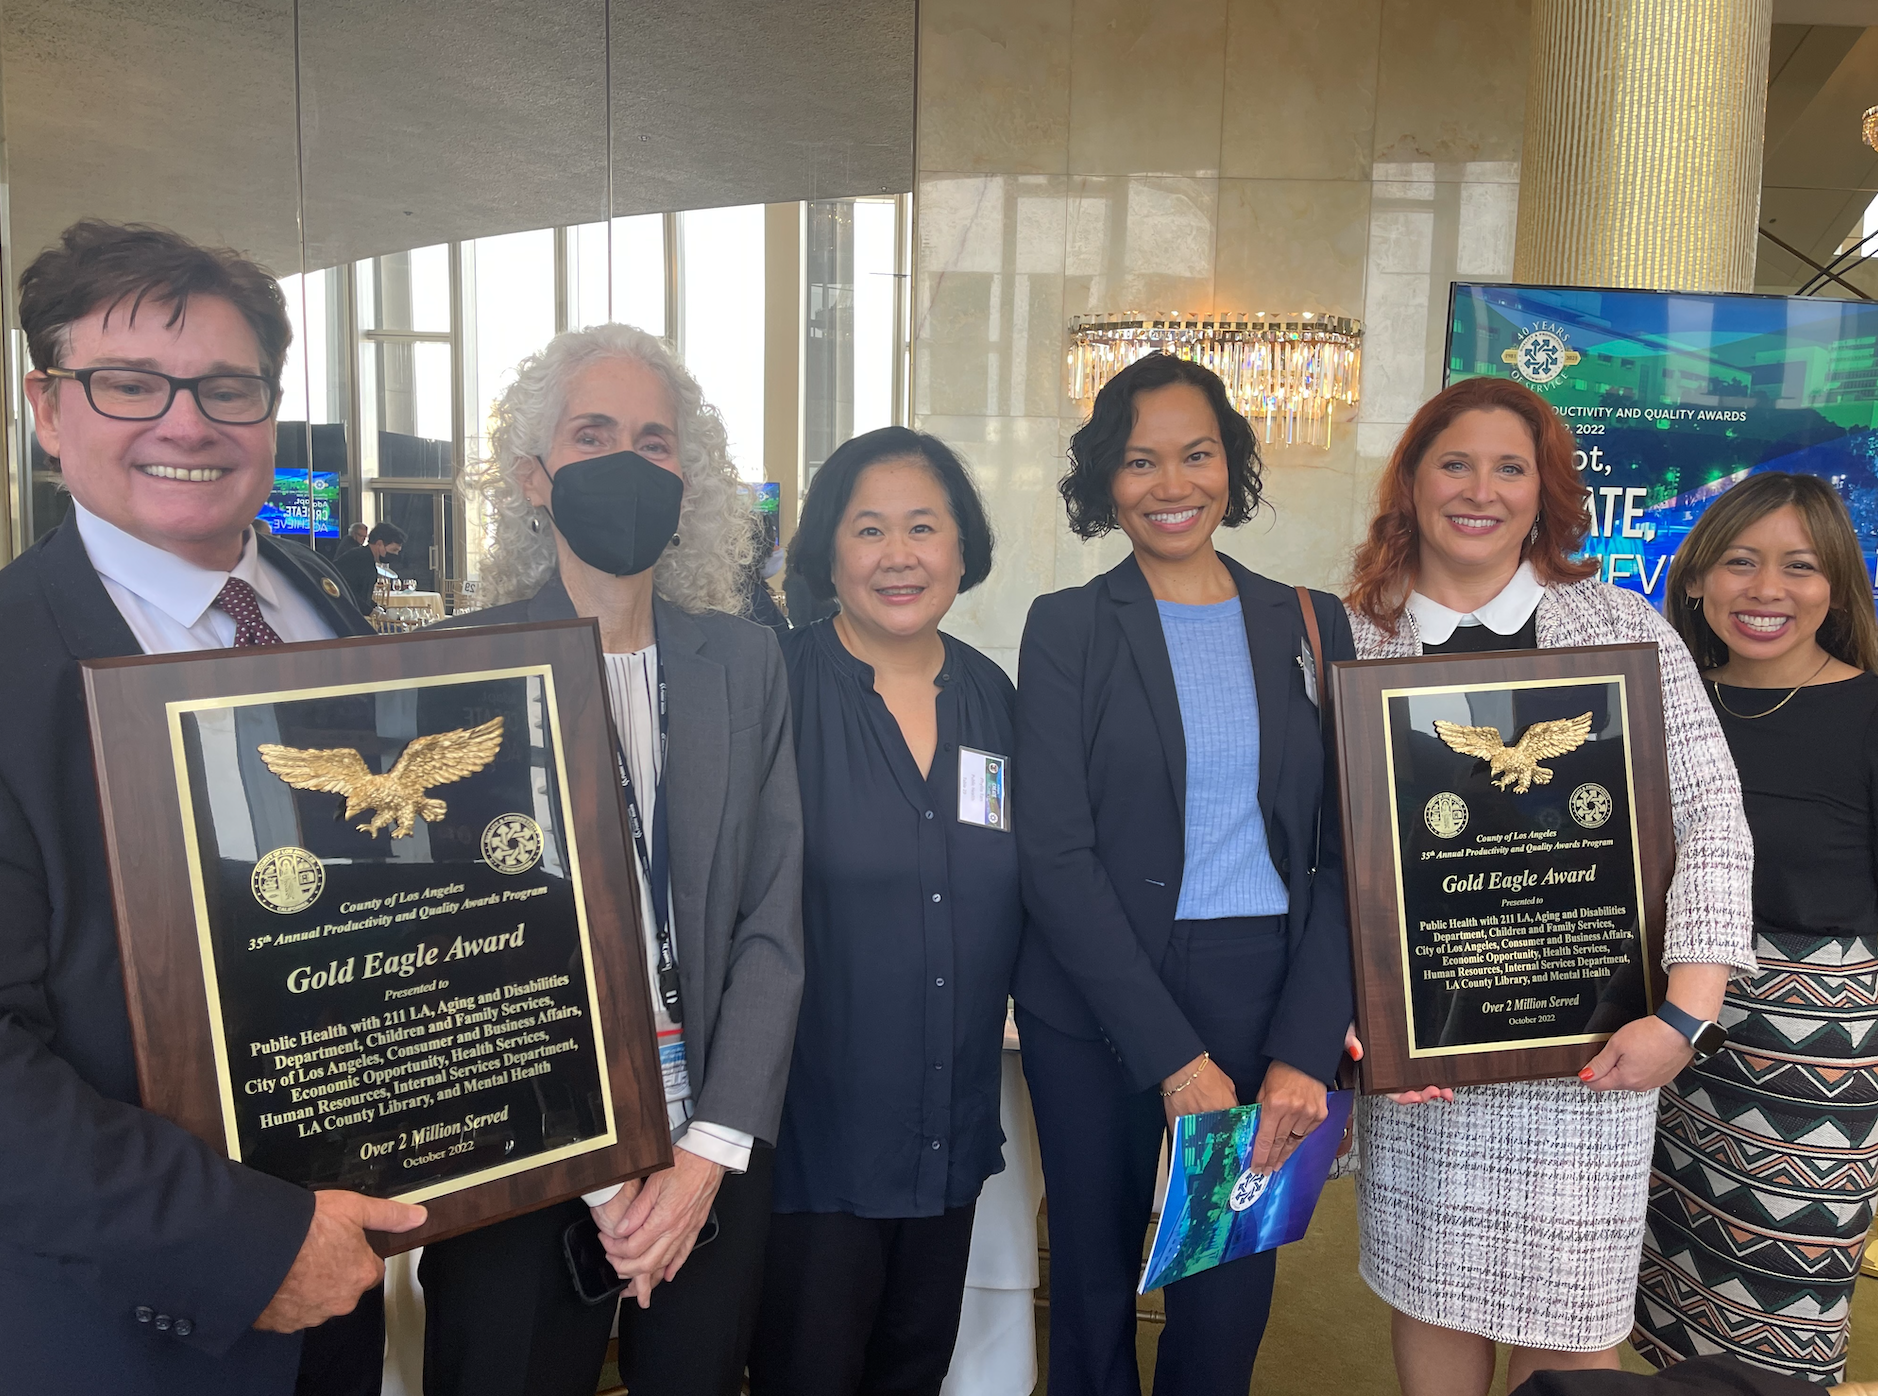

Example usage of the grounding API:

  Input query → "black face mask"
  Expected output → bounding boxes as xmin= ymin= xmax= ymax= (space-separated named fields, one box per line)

xmin=542 ymin=450 xmax=683 ymax=577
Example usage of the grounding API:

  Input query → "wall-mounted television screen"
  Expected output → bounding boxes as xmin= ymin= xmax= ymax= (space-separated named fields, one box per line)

xmin=1447 ymin=284 xmax=1878 ymax=602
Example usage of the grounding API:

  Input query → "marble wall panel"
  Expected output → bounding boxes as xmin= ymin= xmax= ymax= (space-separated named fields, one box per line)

xmin=912 ymin=0 xmax=1530 ymax=655
xmin=1213 ymin=178 xmax=1371 ymax=314
xmin=1065 ymin=0 xmax=1229 ymax=177
xmin=1372 ymin=0 xmax=1531 ymax=166
xmin=917 ymin=174 xmax=1071 ymax=419
xmin=917 ymin=0 xmax=1074 ymax=175
xmin=1220 ymin=428 xmax=1363 ymax=590
xmin=922 ymin=413 xmax=1078 ymax=673
xmin=1220 ymin=0 xmax=1382 ymax=182
xmin=1061 ymin=175 xmax=1218 ymax=320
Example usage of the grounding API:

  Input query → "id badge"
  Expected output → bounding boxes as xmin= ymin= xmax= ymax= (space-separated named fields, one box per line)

xmin=957 ymin=746 xmax=1011 ymax=832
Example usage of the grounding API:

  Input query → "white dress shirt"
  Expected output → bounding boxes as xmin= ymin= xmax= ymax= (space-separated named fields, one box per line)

xmin=73 ymin=502 xmax=338 ymax=652
xmin=582 ymin=645 xmax=752 ymax=1207
xmin=1404 ymin=560 xmax=1544 ymax=645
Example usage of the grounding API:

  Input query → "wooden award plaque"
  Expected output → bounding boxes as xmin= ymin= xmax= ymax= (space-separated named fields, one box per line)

xmin=1332 ymin=643 xmax=1676 ymax=1094
xmin=81 ymin=620 xmax=671 ymax=1254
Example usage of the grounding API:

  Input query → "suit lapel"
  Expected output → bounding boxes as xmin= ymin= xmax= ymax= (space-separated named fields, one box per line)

xmin=258 ymin=537 xmax=374 ymax=638
xmin=1108 ymin=556 xmax=1188 ymax=816
xmin=37 ymin=520 xmax=143 ymax=660
xmin=654 ymin=598 xmax=726 ymax=969
xmin=1227 ymin=559 xmax=1293 ymax=826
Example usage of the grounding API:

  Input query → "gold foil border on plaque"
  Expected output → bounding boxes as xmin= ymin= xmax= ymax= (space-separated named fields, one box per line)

xmin=1378 ymin=673 xmax=1653 ymax=1060
xmin=165 ymin=663 xmax=618 ymax=1205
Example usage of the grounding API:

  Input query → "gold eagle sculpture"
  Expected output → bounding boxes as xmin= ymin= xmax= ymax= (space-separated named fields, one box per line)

xmin=257 ymin=716 xmax=505 ymax=839
xmin=1433 ymin=712 xmax=1592 ymax=795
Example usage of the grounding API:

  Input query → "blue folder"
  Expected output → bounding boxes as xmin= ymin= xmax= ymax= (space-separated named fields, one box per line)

xmin=1138 ymin=1089 xmax=1355 ymax=1294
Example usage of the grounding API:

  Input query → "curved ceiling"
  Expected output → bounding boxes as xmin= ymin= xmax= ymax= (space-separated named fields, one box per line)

xmin=1 ymin=0 xmax=915 ymax=277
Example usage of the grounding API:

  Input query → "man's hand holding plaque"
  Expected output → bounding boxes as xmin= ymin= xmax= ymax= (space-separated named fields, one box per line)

xmin=253 ymin=1191 xmax=427 ymax=1332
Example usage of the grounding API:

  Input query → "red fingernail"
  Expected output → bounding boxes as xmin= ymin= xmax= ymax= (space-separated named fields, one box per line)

xmin=1578 ymin=1067 xmax=1595 ymax=1081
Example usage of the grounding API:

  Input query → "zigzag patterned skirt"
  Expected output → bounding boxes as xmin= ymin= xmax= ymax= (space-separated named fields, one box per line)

xmin=1634 ymin=928 xmax=1878 ymax=1384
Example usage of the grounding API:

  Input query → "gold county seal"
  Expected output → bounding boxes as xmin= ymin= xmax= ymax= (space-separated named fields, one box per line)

xmin=251 ymin=846 xmax=326 ymax=914
xmin=1569 ymin=782 xmax=1613 ymax=829
xmin=1423 ymin=792 xmax=1468 ymax=840
xmin=481 ymin=813 xmax=544 ymax=875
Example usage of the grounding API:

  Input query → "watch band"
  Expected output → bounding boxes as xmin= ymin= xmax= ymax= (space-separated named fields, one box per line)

xmin=1655 ymin=999 xmax=1727 ymax=1060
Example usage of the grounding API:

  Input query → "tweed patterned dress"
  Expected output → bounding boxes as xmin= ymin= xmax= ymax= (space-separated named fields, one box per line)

xmin=1353 ymin=580 xmax=1756 ymax=1351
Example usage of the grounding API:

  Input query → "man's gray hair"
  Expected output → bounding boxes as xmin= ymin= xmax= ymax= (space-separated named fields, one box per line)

xmin=465 ymin=323 xmax=756 ymax=613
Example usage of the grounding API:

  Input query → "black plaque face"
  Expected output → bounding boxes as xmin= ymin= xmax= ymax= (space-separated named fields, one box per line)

xmin=168 ymin=665 xmax=615 ymax=1204
xmin=1383 ymin=674 xmax=1653 ymax=1058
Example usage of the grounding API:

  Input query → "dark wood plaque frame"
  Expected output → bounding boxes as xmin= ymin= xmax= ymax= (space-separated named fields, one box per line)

xmin=81 ymin=620 xmax=671 ymax=1254
xmin=1332 ymin=643 xmax=1676 ymax=1094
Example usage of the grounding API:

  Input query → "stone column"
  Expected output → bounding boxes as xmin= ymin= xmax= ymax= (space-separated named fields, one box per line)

xmin=1514 ymin=0 xmax=1773 ymax=293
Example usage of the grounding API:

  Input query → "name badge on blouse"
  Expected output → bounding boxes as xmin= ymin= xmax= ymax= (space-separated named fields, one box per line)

xmin=958 ymin=747 xmax=1011 ymax=832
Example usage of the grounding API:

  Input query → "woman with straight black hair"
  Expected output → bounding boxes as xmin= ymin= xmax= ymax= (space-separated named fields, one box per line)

xmin=749 ymin=426 xmax=1020 ymax=1396
xmin=1015 ymin=353 xmax=1357 ymax=1395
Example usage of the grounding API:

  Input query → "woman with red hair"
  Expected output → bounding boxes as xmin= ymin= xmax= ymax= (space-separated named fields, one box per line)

xmin=1346 ymin=377 xmax=1754 ymax=1395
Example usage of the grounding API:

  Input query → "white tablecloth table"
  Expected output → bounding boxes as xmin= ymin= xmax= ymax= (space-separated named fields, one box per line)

xmin=941 ymin=1033 xmax=1045 ymax=1396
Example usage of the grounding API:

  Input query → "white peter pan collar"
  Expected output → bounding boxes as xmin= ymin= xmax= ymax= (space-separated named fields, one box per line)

xmin=1405 ymin=560 xmax=1543 ymax=645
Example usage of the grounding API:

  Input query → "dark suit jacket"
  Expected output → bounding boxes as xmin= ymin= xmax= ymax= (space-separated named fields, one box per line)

xmin=1013 ymin=553 xmax=1357 ymax=1092
xmin=333 ymin=544 xmax=380 ymax=615
xmin=439 ymin=578 xmax=805 ymax=1144
xmin=0 ymin=520 xmax=373 ymax=1396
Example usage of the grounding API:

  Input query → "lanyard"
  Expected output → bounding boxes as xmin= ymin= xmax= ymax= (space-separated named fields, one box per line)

xmin=616 ymin=654 xmax=680 ymax=1025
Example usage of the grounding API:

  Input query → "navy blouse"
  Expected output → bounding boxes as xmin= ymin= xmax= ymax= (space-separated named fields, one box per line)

xmin=772 ymin=619 xmax=1021 ymax=1217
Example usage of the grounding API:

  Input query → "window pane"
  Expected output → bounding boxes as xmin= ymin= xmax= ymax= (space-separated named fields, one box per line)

xmin=680 ymin=205 xmax=765 ymax=482
xmin=278 ymin=267 xmax=347 ymax=426
xmin=465 ymin=228 xmax=556 ymax=471
xmin=569 ymin=221 xmax=611 ymax=331
xmin=356 ymin=244 xmax=452 ymax=334
xmin=804 ymin=200 xmax=853 ymax=475
xmin=853 ymin=199 xmax=898 ymax=435
xmin=613 ymin=214 xmax=665 ymax=339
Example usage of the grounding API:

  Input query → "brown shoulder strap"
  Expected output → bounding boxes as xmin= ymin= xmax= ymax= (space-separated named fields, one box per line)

xmin=1297 ymin=584 xmax=1357 ymax=1092
xmin=1295 ymin=585 xmax=1327 ymax=700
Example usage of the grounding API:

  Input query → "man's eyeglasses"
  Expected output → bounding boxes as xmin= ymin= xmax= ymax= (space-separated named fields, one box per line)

xmin=43 ymin=366 xmax=278 ymax=426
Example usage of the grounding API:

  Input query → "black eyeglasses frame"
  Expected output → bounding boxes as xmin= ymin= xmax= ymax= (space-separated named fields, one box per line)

xmin=42 ymin=365 xmax=280 ymax=426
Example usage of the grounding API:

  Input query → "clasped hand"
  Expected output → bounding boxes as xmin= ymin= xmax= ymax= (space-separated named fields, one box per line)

xmin=589 ymin=1148 xmax=725 ymax=1308
xmin=1158 ymin=1051 xmax=1332 ymax=1173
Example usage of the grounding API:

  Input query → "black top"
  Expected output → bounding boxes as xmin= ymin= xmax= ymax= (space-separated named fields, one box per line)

xmin=1422 ymin=613 xmax=1539 ymax=655
xmin=1709 ymin=672 xmax=1878 ymax=940
xmin=773 ymin=619 xmax=1021 ymax=1217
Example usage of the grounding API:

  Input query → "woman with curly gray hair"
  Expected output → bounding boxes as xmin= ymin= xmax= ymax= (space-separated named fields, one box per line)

xmin=420 ymin=324 xmax=805 ymax=1396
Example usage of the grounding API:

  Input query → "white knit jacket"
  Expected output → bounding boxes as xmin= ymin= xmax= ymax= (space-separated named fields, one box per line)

xmin=1347 ymin=578 xmax=1756 ymax=973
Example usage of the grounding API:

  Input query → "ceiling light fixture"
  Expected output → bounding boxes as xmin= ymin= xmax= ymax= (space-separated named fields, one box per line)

xmin=1068 ymin=311 xmax=1363 ymax=449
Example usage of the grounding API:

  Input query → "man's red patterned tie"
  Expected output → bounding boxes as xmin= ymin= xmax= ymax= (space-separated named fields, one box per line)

xmin=214 ymin=577 xmax=284 ymax=647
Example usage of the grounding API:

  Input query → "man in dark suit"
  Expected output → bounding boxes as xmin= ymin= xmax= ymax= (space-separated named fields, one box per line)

xmin=0 ymin=219 xmax=424 ymax=1396
xmin=335 ymin=521 xmax=406 ymax=615
xmin=336 ymin=521 xmax=370 ymax=555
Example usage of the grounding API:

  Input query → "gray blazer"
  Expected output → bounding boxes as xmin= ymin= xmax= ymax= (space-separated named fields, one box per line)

xmin=440 ymin=577 xmax=805 ymax=1144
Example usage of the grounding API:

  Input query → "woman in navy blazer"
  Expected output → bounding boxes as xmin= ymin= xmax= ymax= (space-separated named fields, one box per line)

xmin=1014 ymin=354 xmax=1356 ymax=1395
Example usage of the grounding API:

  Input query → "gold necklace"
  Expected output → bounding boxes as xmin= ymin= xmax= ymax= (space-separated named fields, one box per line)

xmin=1710 ymin=653 xmax=1834 ymax=720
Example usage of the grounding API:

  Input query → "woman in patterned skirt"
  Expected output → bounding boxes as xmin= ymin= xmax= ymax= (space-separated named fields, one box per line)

xmin=1346 ymin=376 xmax=1755 ymax=1396
xmin=1634 ymin=473 xmax=1878 ymax=1384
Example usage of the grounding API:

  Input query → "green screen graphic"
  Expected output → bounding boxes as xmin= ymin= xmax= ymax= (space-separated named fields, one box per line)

xmin=1448 ymin=284 xmax=1878 ymax=601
